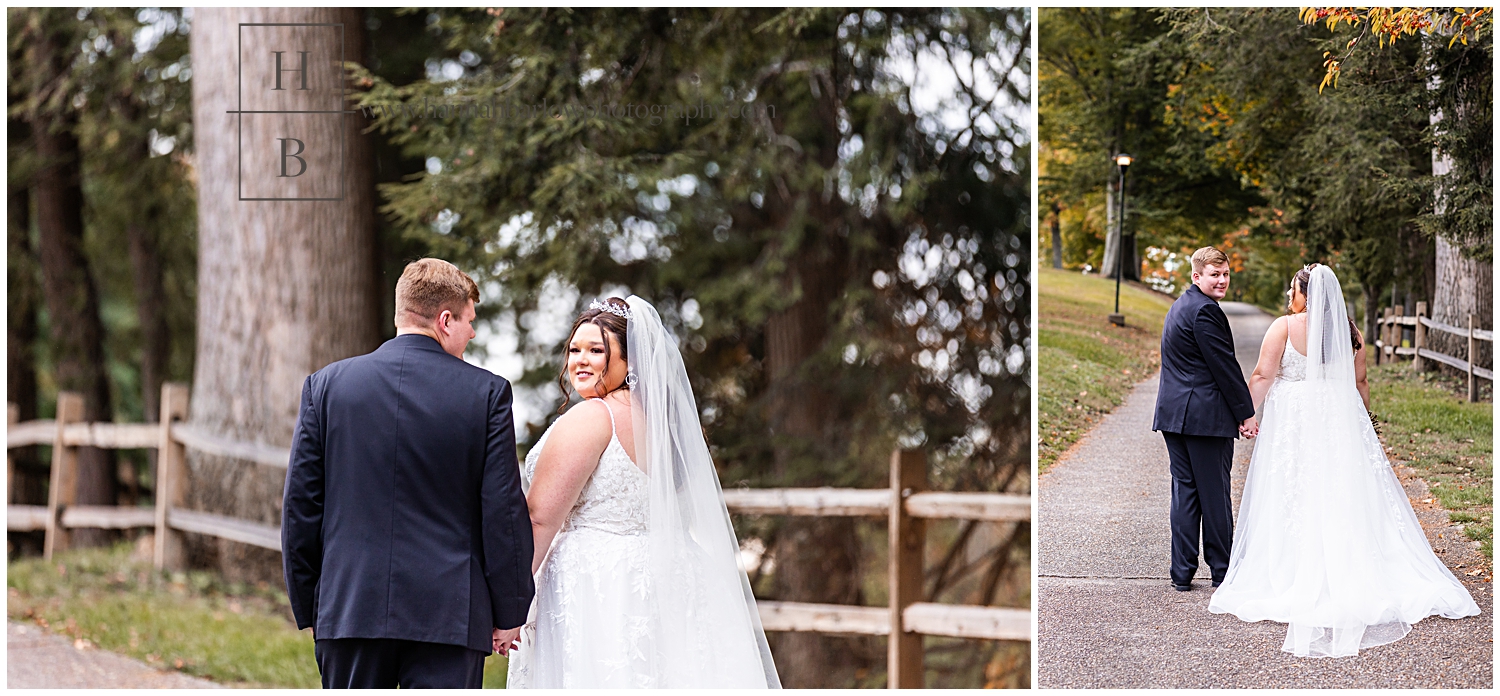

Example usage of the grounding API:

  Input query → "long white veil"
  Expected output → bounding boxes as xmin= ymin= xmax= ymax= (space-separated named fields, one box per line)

xmin=1304 ymin=265 xmax=1356 ymax=387
xmin=625 ymin=295 xmax=780 ymax=688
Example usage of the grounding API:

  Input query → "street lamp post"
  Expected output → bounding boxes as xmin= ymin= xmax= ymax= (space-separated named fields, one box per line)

xmin=1108 ymin=154 xmax=1132 ymax=327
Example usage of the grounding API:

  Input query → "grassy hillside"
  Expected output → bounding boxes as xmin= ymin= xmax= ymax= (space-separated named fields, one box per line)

xmin=1038 ymin=268 xmax=1176 ymax=473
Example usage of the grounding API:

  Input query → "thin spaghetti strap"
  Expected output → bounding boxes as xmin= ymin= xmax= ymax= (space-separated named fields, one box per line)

xmin=589 ymin=397 xmax=618 ymax=439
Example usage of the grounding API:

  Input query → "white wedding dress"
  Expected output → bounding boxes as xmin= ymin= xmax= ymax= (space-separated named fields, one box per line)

xmin=506 ymin=296 xmax=779 ymax=688
xmin=505 ymin=401 xmax=657 ymax=688
xmin=1208 ymin=267 xmax=1480 ymax=657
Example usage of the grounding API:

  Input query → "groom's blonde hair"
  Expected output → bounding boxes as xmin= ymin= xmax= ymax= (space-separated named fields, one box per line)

xmin=1191 ymin=246 xmax=1229 ymax=274
xmin=395 ymin=258 xmax=480 ymax=326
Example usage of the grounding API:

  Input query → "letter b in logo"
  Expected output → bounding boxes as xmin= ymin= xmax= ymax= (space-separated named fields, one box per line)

xmin=278 ymin=138 xmax=307 ymax=177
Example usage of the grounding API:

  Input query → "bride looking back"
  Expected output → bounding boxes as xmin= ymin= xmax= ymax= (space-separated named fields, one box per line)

xmin=502 ymin=296 xmax=780 ymax=688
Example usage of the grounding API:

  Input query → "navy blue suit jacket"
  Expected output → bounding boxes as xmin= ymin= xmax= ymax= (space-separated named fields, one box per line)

xmin=1152 ymin=284 xmax=1255 ymax=438
xmin=281 ymin=333 xmax=535 ymax=654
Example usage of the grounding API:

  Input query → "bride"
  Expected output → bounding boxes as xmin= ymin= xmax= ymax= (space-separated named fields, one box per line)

xmin=501 ymin=296 xmax=780 ymax=688
xmin=1208 ymin=264 xmax=1480 ymax=657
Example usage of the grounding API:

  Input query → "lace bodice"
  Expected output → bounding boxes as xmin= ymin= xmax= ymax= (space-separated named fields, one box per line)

xmin=1277 ymin=336 xmax=1307 ymax=383
xmin=512 ymin=399 xmax=655 ymax=688
xmin=523 ymin=400 xmax=648 ymax=536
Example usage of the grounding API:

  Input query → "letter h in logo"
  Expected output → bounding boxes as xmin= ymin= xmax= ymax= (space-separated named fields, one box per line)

xmin=234 ymin=23 xmax=348 ymax=201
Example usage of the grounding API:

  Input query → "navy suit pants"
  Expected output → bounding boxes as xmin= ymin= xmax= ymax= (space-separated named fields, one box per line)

xmin=1162 ymin=432 xmax=1234 ymax=586
xmin=315 ymin=637 xmax=486 ymax=689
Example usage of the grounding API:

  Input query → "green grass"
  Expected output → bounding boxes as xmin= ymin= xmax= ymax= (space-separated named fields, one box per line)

xmin=7 ymin=542 xmax=513 ymax=687
xmin=1367 ymin=363 xmax=1493 ymax=563
xmin=1038 ymin=268 xmax=1177 ymax=473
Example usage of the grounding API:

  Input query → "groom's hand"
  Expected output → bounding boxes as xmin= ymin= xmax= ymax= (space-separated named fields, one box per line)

xmin=493 ymin=626 xmax=522 ymax=656
xmin=1239 ymin=416 xmax=1258 ymax=439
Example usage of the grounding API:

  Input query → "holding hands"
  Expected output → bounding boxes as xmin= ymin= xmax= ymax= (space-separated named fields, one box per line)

xmin=1239 ymin=416 xmax=1259 ymax=439
xmin=493 ymin=626 xmax=521 ymax=656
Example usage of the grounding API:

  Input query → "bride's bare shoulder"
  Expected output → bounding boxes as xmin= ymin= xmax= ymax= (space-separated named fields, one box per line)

xmin=1265 ymin=314 xmax=1291 ymax=337
xmin=548 ymin=399 xmax=613 ymax=444
xmin=558 ymin=398 xmax=612 ymax=423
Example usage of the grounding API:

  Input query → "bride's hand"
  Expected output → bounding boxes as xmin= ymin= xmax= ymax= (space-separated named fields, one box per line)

xmin=493 ymin=626 xmax=522 ymax=656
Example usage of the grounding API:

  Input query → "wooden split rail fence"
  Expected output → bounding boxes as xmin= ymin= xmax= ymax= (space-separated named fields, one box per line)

xmin=7 ymin=382 xmax=1030 ymax=688
xmin=1374 ymin=301 xmax=1491 ymax=402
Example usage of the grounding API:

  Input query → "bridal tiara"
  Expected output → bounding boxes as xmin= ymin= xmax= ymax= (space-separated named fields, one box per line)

xmin=590 ymin=299 xmax=633 ymax=320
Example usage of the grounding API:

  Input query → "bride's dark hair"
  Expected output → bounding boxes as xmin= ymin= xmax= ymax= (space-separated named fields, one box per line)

xmin=557 ymin=297 xmax=631 ymax=413
xmin=1293 ymin=266 xmax=1362 ymax=352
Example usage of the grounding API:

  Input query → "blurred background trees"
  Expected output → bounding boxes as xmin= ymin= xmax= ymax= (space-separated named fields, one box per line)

xmin=7 ymin=7 xmax=1030 ymax=687
xmin=1039 ymin=7 xmax=1491 ymax=358
xmin=9 ymin=8 xmax=197 ymax=549
xmin=1038 ymin=9 xmax=1261 ymax=283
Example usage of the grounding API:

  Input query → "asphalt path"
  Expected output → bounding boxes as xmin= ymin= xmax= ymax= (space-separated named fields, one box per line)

xmin=1037 ymin=301 xmax=1493 ymax=689
xmin=7 ymin=621 xmax=219 ymax=688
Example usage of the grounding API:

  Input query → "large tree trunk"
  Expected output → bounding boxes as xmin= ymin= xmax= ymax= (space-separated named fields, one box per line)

xmin=188 ymin=7 xmax=382 ymax=582
xmin=1050 ymin=201 xmax=1063 ymax=269
xmin=764 ymin=244 xmax=867 ymax=688
xmin=1429 ymin=236 xmax=1492 ymax=375
xmin=1101 ymin=174 xmax=1115 ymax=273
xmin=1100 ymin=176 xmax=1139 ymax=281
xmin=30 ymin=26 xmax=118 ymax=544
xmin=757 ymin=65 xmax=871 ymax=686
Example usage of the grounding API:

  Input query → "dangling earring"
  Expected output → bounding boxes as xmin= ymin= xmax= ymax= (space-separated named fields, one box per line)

xmin=625 ymin=372 xmax=638 ymax=388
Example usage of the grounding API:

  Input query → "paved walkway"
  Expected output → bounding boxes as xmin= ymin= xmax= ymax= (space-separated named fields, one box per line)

xmin=7 ymin=621 xmax=219 ymax=688
xmin=1037 ymin=302 xmax=1493 ymax=689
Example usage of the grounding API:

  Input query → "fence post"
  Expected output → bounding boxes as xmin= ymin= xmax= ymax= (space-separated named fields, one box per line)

xmin=1414 ymin=302 xmax=1427 ymax=372
xmin=888 ymin=449 xmax=926 ymax=689
xmin=1467 ymin=314 xmax=1477 ymax=403
xmin=154 ymin=382 xmax=191 ymax=571
xmin=7 ymin=403 xmax=17 ymax=504
xmin=44 ymin=392 xmax=84 ymax=560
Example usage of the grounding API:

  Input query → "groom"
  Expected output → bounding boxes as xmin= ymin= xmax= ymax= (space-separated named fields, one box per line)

xmin=282 ymin=258 xmax=535 ymax=688
xmin=1152 ymin=246 xmax=1256 ymax=592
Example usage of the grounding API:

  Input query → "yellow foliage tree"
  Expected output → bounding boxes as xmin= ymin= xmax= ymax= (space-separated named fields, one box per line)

xmin=1302 ymin=7 xmax=1492 ymax=91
